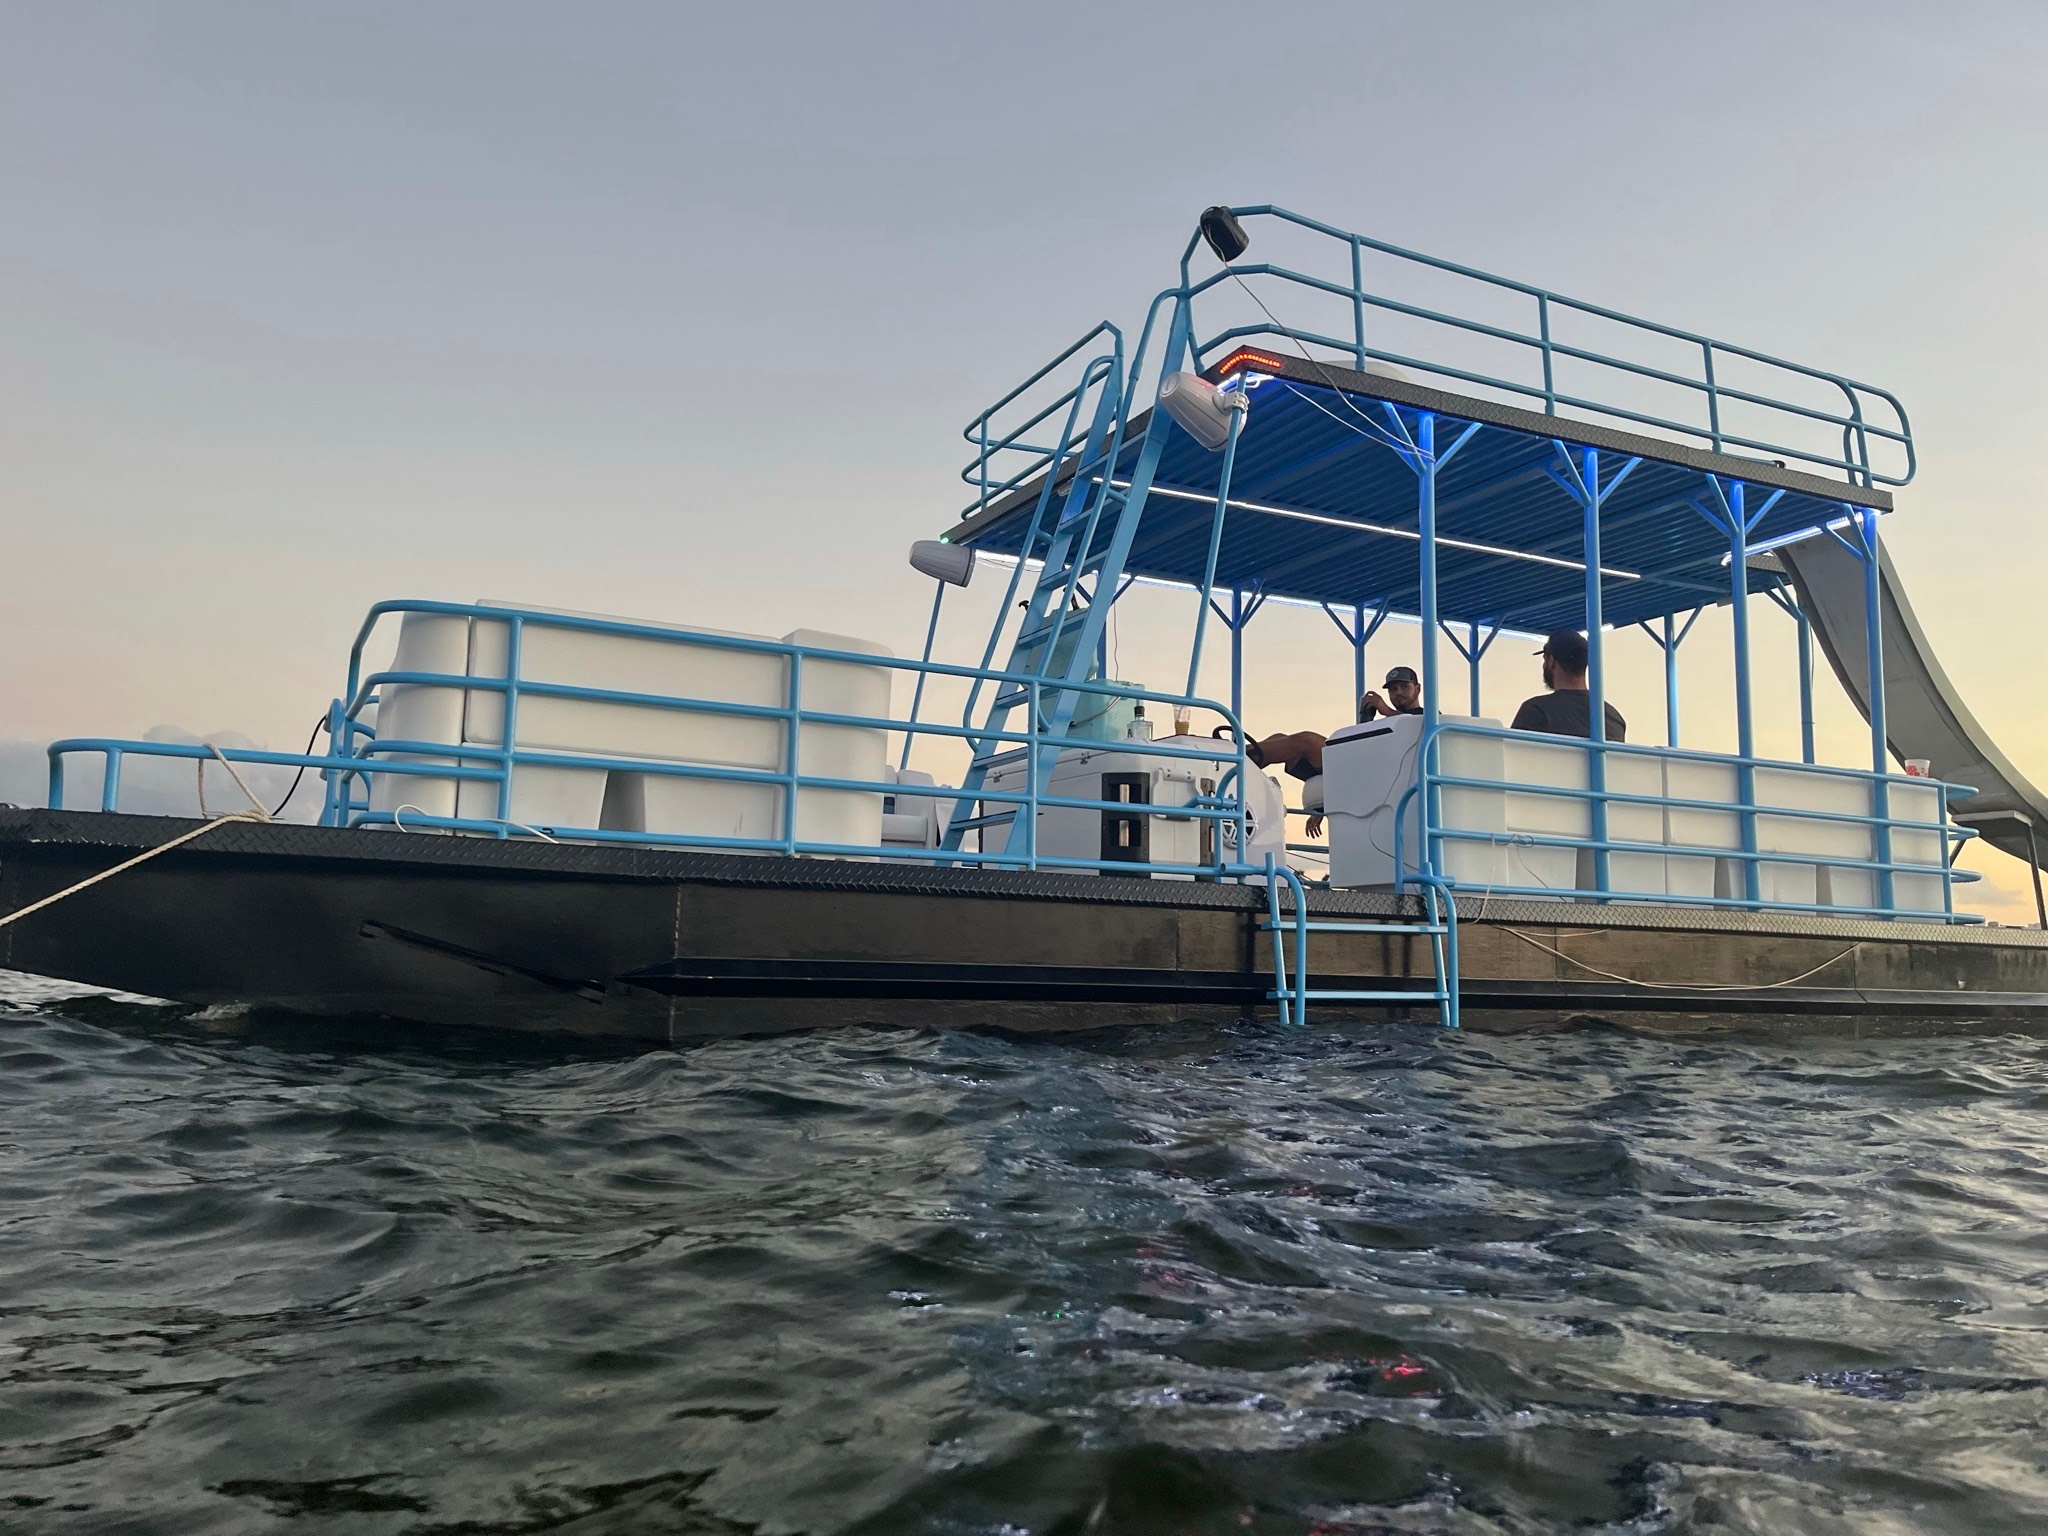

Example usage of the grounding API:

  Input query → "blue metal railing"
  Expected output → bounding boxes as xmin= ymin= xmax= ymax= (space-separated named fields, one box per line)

xmin=959 ymin=322 xmax=1126 ymax=519
xmin=1165 ymin=206 xmax=1913 ymax=489
xmin=48 ymin=600 xmax=1278 ymax=884
xmin=1388 ymin=721 xmax=1977 ymax=923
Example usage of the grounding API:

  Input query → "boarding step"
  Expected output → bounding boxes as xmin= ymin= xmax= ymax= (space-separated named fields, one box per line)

xmin=948 ymin=809 xmax=1018 ymax=834
xmin=971 ymin=747 xmax=1032 ymax=773
xmin=1012 ymin=621 xmax=1068 ymax=652
xmin=1259 ymin=918 xmax=1449 ymax=936
xmin=1266 ymin=987 xmax=1450 ymax=1004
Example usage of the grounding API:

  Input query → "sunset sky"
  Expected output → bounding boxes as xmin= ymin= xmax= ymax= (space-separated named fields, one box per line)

xmin=4 ymin=2 xmax=2044 ymax=916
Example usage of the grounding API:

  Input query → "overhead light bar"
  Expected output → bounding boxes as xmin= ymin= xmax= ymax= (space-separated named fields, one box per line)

xmin=1119 ymin=480 xmax=1643 ymax=581
xmin=1214 ymin=346 xmax=1290 ymax=378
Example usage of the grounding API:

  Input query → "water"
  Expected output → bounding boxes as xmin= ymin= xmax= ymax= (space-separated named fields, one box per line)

xmin=5 ymin=976 xmax=2048 ymax=1534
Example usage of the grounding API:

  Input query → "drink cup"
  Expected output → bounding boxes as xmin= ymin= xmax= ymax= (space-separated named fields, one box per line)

xmin=1904 ymin=758 xmax=1931 ymax=778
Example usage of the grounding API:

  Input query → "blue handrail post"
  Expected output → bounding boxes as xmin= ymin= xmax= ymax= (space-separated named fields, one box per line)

xmin=45 ymin=747 xmax=65 ymax=812
xmin=1415 ymin=413 xmax=1444 ymax=892
xmin=1860 ymin=507 xmax=1895 ymax=910
xmin=101 ymin=749 xmax=123 ymax=813
xmin=318 ymin=697 xmax=346 ymax=825
xmin=1724 ymin=483 xmax=1762 ymax=903
xmin=493 ymin=615 xmax=524 ymax=837
xmin=783 ymin=653 xmax=803 ymax=857
xmin=1582 ymin=446 xmax=1610 ymax=897
xmin=1350 ymin=237 xmax=1367 ymax=370
xmin=1025 ymin=680 xmax=1040 ymax=870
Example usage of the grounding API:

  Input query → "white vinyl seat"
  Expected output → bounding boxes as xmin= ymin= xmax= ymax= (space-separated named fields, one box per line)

xmin=367 ymin=605 xmax=893 ymax=850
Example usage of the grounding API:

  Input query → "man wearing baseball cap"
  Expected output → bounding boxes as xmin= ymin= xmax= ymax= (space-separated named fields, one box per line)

xmin=1511 ymin=629 xmax=1626 ymax=741
xmin=1358 ymin=665 xmax=1422 ymax=723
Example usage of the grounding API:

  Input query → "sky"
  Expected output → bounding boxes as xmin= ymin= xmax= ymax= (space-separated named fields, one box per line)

xmin=3 ymin=2 xmax=2045 ymax=916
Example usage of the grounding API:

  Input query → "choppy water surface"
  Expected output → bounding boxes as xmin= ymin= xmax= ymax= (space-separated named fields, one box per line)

xmin=4 ymin=979 xmax=2048 ymax=1534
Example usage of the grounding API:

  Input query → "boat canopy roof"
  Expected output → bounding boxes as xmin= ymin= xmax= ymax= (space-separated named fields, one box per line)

xmin=945 ymin=349 xmax=1886 ymax=637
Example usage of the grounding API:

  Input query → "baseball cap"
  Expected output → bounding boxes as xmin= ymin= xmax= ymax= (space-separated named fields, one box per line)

xmin=1536 ymin=629 xmax=1589 ymax=670
xmin=1383 ymin=665 xmax=1418 ymax=685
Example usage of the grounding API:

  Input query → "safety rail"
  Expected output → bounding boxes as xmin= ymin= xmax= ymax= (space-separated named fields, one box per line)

xmin=959 ymin=322 xmax=1125 ymax=519
xmin=1391 ymin=721 xmax=1978 ymax=922
xmin=1174 ymin=206 xmax=1914 ymax=488
xmin=48 ymin=600 xmax=1274 ymax=885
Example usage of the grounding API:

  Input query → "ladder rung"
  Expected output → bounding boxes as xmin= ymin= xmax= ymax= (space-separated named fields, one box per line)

xmin=950 ymin=810 xmax=1017 ymax=833
xmin=972 ymin=747 xmax=1031 ymax=772
xmin=1268 ymin=989 xmax=1449 ymax=1003
xmin=1260 ymin=920 xmax=1448 ymax=936
xmin=992 ymin=687 xmax=1032 ymax=711
xmin=1013 ymin=622 xmax=1063 ymax=651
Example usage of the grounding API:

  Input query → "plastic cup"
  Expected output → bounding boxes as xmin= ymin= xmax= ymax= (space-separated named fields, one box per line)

xmin=1904 ymin=758 xmax=1931 ymax=778
xmin=1173 ymin=706 xmax=1192 ymax=735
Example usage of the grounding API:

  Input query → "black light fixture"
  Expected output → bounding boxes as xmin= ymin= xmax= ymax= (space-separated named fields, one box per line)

xmin=1198 ymin=205 xmax=1250 ymax=264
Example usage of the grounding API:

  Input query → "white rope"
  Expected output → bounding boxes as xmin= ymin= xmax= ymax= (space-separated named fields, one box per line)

xmin=1465 ymin=831 xmax=1862 ymax=990
xmin=1497 ymin=923 xmax=1863 ymax=992
xmin=198 ymin=741 xmax=273 ymax=821
xmin=0 ymin=811 xmax=268 ymax=931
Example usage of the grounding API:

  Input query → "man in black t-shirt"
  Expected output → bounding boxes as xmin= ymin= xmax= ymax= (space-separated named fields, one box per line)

xmin=1358 ymin=665 xmax=1423 ymax=722
xmin=1511 ymin=629 xmax=1626 ymax=741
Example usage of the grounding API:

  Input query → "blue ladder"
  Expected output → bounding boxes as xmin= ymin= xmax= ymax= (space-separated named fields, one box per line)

xmin=943 ymin=338 xmax=1178 ymax=855
xmin=1259 ymin=858 xmax=1460 ymax=1029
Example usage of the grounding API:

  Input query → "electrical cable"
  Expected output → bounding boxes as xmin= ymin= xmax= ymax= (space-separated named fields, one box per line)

xmin=263 ymin=717 xmax=330 ymax=819
xmin=1216 ymin=264 xmax=1425 ymax=459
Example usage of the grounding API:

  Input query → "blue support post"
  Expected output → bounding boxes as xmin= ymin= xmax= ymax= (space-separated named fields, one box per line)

xmin=1725 ymin=484 xmax=1762 ymax=903
xmin=1416 ymin=414 xmax=1442 ymax=882
xmin=1582 ymin=446 xmax=1609 ymax=896
xmin=1439 ymin=619 xmax=1501 ymax=719
xmin=1637 ymin=607 xmax=1702 ymax=749
xmin=1664 ymin=613 xmax=1681 ymax=747
xmin=1797 ymin=600 xmax=1816 ymax=766
xmin=1325 ymin=600 xmax=1391 ymax=716
xmin=1231 ymin=590 xmax=1245 ymax=724
xmin=1468 ymin=620 xmax=1483 ymax=716
xmin=1761 ymin=585 xmax=1818 ymax=767
xmin=1417 ymin=415 xmax=1440 ymax=735
xmin=495 ymin=615 xmax=525 ymax=836
xmin=1860 ymin=507 xmax=1894 ymax=910
xmin=1354 ymin=604 xmax=1367 ymax=705
xmin=1208 ymin=588 xmax=1266 ymax=725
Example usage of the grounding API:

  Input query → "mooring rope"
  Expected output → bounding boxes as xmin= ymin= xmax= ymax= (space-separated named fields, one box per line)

xmin=1470 ymin=831 xmax=1865 ymax=992
xmin=1496 ymin=923 xmax=1863 ymax=993
xmin=0 ymin=811 xmax=270 ymax=932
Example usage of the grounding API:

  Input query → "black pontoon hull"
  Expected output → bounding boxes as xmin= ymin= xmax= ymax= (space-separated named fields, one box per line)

xmin=4 ymin=810 xmax=2047 ymax=1042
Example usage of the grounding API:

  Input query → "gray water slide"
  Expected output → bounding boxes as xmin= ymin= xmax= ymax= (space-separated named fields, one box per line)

xmin=1776 ymin=534 xmax=2048 ymax=896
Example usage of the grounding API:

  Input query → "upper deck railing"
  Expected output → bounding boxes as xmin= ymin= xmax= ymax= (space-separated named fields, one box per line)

xmin=1174 ymin=206 xmax=1914 ymax=488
